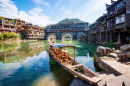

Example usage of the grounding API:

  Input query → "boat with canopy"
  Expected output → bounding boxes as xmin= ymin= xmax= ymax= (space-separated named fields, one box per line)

xmin=49 ymin=43 xmax=102 ymax=84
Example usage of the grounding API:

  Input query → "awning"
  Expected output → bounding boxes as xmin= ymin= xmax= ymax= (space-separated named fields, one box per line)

xmin=50 ymin=43 xmax=76 ymax=48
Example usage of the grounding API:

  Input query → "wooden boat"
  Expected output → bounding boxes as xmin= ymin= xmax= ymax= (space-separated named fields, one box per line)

xmin=49 ymin=43 xmax=102 ymax=84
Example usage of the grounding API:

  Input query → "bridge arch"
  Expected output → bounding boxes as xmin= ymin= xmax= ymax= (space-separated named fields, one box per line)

xmin=77 ymin=32 xmax=85 ymax=39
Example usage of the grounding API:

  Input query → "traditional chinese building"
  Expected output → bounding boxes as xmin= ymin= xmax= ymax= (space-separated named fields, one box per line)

xmin=21 ymin=23 xmax=44 ymax=40
xmin=106 ymin=0 xmax=130 ymax=44
xmin=46 ymin=18 xmax=89 ymax=40
xmin=0 ymin=17 xmax=45 ymax=40
xmin=89 ymin=14 xmax=107 ymax=42
xmin=0 ymin=17 xmax=16 ymax=33
xmin=15 ymin=19 xmax=26 ymax=34
xmin=89 ymin=0 xmax=130 ymax=44
xmin=46 ymin=21 xmax=88 ymax=33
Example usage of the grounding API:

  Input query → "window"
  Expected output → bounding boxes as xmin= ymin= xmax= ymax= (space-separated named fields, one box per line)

xmin=117 ymin=0 xmax=125 ymax=11
xmin=116 ymin=14 xmax=125 ymax=24
xmin=116 ymin=17 xmax=120 ymax=24
xmin=121 ymin=14 xmax=125 ymax=23
xmin=110 ymin=11 xmax=113 ymax=15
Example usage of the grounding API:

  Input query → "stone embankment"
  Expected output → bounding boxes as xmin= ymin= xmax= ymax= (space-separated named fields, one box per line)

xmin=95 ymin=45 xmax=130 ymax=86
xmin=71 ymin=45 xmax=130 ymax=86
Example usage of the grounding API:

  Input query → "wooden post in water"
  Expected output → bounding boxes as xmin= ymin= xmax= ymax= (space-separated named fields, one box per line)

xmin=74 ymin=47 xmax=75 ymax=61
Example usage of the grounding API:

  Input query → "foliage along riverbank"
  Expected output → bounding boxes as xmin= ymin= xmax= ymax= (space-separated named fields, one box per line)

xmin=0 ymin=33 xmax=20 ymax=43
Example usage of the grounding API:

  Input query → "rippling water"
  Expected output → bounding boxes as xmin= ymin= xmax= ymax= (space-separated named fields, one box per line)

xmin=0 ymin=40 xmax=100 ymax=86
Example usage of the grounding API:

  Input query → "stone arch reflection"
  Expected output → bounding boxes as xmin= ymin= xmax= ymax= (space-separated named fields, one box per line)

xmin=48 ymin=34 xmax=56 ymax=43
xmin=62 ymin=34 xmax=72 ymax=41
xmin=78 ymin=34 xmax=87 ymax=40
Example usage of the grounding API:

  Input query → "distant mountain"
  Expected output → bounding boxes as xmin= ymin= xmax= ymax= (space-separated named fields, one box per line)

xmin=58 ymin=18 xmax=87 ymax=24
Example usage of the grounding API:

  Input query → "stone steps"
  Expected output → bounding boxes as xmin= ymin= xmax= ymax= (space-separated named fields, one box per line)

xmin=97 ymin=72 xmax=130 ymax=86
xmin=71 ymin=72 xmax=130 ymax=86
xmin=97 ymin=73 xmax=117 ymax=86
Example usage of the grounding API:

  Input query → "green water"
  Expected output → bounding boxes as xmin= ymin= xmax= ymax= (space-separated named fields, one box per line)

xmin=0 ymin=40 xmax=104 ymax=86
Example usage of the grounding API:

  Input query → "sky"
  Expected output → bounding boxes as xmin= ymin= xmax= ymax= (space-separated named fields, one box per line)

xmin=0 ymin=0 xmax=113 ymax=26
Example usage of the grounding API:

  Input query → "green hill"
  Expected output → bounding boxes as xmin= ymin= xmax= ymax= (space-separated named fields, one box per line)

xmin=58 ymin=18 xmax=87 ymax=23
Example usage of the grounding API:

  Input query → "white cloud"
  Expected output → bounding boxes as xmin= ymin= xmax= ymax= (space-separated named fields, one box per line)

xmin=50 ymin=0 xmax=112 ymax=24
xmin=29 ymin=8 xmax=43 ymax=16
xmin=0 ymin=0 xmax=54 ymax=26
xmin=75 ymin=0 xmax=112 ymax=23
xmin=31 ymin=0 xmax=51 ymax=8
xmin=60 ymin=6 xmax=64 ymax=11
xmin=64 ymin=10 xmax=70 ymax=15
xmin=54 ymin=0 xmax=63 ymax=7
xmin=31 ymin=0 xmax=42 ymax=4
xmin=0 ymin=0 xmax=18 ymax=18
xmin=0 ymin=0 xmax=117 ymax=26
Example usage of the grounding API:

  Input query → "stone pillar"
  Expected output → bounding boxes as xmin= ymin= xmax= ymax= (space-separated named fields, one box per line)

xmin=90 ymin=34 xmax=93 ymax=41
xmin=92 ymin=34 xmax=94 ymax=41
xmin=94 ymin=34 xmax=95 ymax=41
xmin=118 ymin=32 xmax=121 ymax=44
xmin=91 ymin=34 xmax=92 ymax=41
xmin=99 ymin=33 xmax=100 ymax=42
xmin=92 ymin=34 xmax=93 ymax=41
xmin=100 ymin=32 xmax=101 ymax=43
xmin=129 ymin=31 xmax=130 ymax=44
xmin=110 ymin=33 xmax=113 ymax=42
xmin=106 ymin=32 xmax=108 ymax=42
xmin=102 ymin=32 xmax=104 ymax=42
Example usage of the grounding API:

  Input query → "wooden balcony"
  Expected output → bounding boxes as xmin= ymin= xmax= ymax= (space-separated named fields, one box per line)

xmin=114 ymin=23 xmax=126 ymax=29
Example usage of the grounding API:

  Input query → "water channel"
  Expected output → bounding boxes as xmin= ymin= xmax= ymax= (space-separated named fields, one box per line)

xmin=0 ymin=40 xmax=111 ymax=86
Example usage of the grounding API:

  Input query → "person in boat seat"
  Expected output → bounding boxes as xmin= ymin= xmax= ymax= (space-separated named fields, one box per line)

xmin=65 ymin=53 xmax=69 ymax=60
xmin=59 ymin=49 xmax=63 ymax=54
xmin=52 ymin=49 xmax=56 ymax=54
xmin=56 ymin=49 xmax=61 ymax=55
xmin=62 ymin=51 xmax=65 ymax=57
xmin=59 ymin=51 xmax=64 ymax=62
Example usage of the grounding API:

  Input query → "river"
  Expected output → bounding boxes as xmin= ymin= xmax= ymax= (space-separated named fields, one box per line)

xmin=0 ymin=40 xmax=103 ymax=86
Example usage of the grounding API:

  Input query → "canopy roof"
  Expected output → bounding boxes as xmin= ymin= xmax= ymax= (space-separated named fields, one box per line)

xmin=50 ymin=43 xmax=76 ymax=48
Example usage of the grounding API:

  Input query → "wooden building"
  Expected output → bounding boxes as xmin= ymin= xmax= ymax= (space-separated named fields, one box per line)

xmin=21 ymin=23 xmax=44 ymax=39
xmin=89 ymin=0 xmax=130 ymax=44
xmin=0 ymin=17 xmax=16 ymax=33
xmin=106 ymin=0 xmax=130 ymax=44
xmin=0 ymin=17 xmax=45 ymax=40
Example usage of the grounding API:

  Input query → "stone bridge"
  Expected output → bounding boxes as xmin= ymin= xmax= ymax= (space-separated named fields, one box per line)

xmin=47 ymin=31 xmax=85 ymax=40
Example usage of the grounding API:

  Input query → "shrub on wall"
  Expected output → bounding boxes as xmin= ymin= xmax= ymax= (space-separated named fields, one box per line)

xmin=0 ymin=34 xmax=3 ymax=40
xmin=2 ymin=33 xmax=8 ymax=40
xmin=0 ymin=33 xmax=20 ymax=40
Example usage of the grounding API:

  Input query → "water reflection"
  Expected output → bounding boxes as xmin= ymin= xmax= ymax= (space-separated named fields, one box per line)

xmin=0 ymin=40 xmax=106 ymax=86
xmin=49 ymin=53 xmax=74 ymax=86
xmin=0 ymin=41 xmax=21 ymax=52
xmin=48 ymin=35 xmax=56 ymax=43
xmin=0 ymin=42 xmax=45 ymax=63
xmin=0 ymin=41 xmax=48 ymax=86
xmin=62 ymin=39 xmax=72 ymax=44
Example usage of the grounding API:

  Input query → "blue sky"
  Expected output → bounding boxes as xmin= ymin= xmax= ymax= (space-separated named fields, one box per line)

xmin=0 ymin=0 xmax=113 ymax=26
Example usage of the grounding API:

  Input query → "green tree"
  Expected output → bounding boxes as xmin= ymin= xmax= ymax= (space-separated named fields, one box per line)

xmin=0 ymin=34 xmax=3 ymax=40
xmin=0 ymin=16 xmax=5 ymax=20
xmin=40 ymin=26 xmax=46 ymax=29
xmin=72 ymin=29 xmax=75 ymax=33
xmin=2 ymin=33 xmax=20 ymax=40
